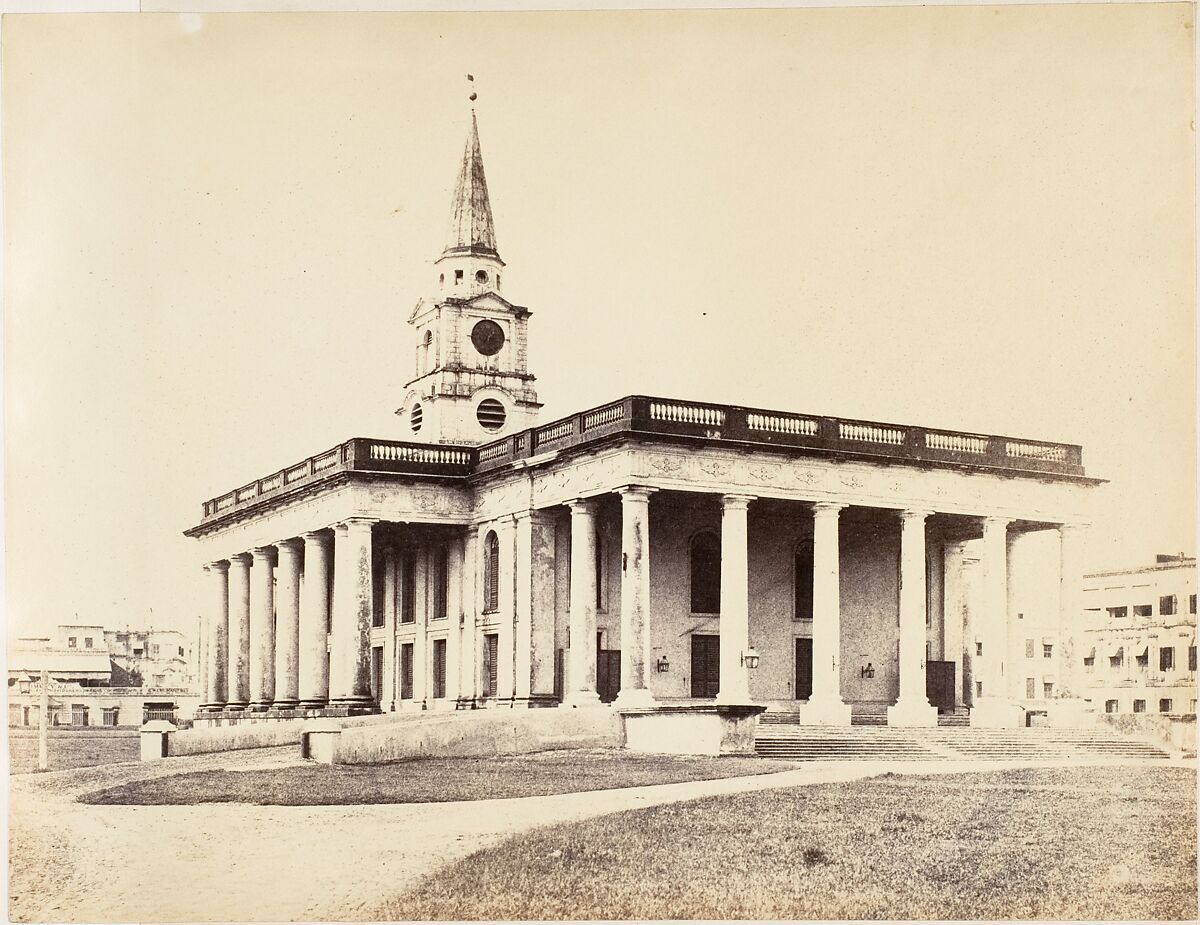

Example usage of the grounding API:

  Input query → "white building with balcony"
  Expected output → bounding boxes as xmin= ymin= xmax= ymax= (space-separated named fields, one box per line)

xmin=185 ymin=108 xmax=1101 ymax=741
xmin=1080 ymin=555 xmax=1197 ymax=716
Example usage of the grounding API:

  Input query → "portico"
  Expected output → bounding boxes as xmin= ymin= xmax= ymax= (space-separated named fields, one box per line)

xmin=185 ymin=113 xmax=1100 ymax=737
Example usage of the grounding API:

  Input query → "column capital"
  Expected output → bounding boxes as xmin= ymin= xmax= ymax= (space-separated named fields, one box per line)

xmin=811 ymin=501 xmax=846 ymax=518
xmin=300 ymin=529 xmax=330 ymax=543
xmin=616 ymin=485 xmax=658 ymax=502
xmin=204 ymin=560 xmax=230 ymax=573
xmin=340 ymin=516 xmax=378 ymax=531
xmin=566 ymin=497 xmax=600 ymax=515
xmin=979 ymin=515 xmax=1012 ymax=530
xmin=899 ymin=509 xmax=932 ymax=524
xmin=229 ymin=552 xmax=253 ymax=566
xmin=277 ymin=537 xmax=304 ymax=553
xmin=1058 ymin=522 xmax=1089 ymax=535
xmin=720 ymin=493 xmax=757 ymax=509
xmin=250 ymin=545 xmax=277 ymax=562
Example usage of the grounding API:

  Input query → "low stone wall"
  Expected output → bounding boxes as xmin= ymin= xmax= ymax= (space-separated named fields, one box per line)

xmin=165 ymin=711 xmax=399 ymax=757
xmin=325 ymin=707 xmax=622 ymax=764
xmin=1097 ymin=712 xmax=1196 ymax=755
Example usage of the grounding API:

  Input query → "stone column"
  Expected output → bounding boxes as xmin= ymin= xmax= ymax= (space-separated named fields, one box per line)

xmin=413 ymin=548 xmax=429 ymax=707
xmin=715 ymin=493 xmax=756 ymax=705
xmin=927 ymin=542 xmax=945 ymax=662
xmin=444 ymin=534 xmax=464 ymax=704
xmin=943 ymin=542 xmax=967 ymax=709
xmin=272 ymin=539 xmax=302 ymax=710
xmin=329 ymin=518 xmax=378 ymax=712
xmin=614 ymin=486 xmax=657 ymax=708
xmin=889 ymin=510 xmax=938 ymax=726
xmin=458 ymin=531 xmax=480 ymax=707
xmin=495 ymin=518 xmax=517 ymax=704
xmin=201 ymin=561 xmax=229 ymax=711
xmin=805 ymin=502 xmax=850 ymax=724
xmin=298 ymin=531 xmax=331 ymax=710
xmin=1058 ymin=524 xmax=1087 ymax=699
xmin=566 ymin=499 xmax=601 ymax=706
xmin=226 ymin=553 xmax=252 ymax=711
xmin=248 ymin=546 xmax=276 ymax=712
xmin=972 ymin=516 xmax=1020 ymax=726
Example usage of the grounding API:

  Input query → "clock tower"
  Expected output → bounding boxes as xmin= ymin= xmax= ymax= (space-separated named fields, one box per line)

xmin=398 ymin=111 xmax=541 ymax=445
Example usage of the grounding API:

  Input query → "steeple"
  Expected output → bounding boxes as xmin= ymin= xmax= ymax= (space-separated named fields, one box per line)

xmin=441 ymin=111 xmax=501 ymax=263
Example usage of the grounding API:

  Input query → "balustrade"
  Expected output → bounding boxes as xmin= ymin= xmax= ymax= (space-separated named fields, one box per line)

xmin=197 ymin=394 xmax=1085 ymax=523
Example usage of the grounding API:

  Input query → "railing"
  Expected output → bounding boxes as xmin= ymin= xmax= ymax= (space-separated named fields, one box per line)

xmin=473 ymin=396 xmax=1085 ymax=477
xmin=199 ymin=438 xmax=476 ymax=521
xmin=199 ymin=395 xmax=1086 ymax=522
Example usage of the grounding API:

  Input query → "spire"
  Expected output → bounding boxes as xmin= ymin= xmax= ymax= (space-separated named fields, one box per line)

xmin=442 ymin=110 xmax=500 ymax=262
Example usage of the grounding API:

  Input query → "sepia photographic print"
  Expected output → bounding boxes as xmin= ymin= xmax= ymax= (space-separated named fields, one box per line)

xmin=3 ymin=2 xmax=1197 ymax=922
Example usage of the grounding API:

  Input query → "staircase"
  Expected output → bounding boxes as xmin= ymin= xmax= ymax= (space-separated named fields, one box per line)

xmin=754 ymin=717 xmax=1172 ymax=762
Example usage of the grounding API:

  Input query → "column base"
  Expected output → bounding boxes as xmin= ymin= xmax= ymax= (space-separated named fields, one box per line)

xmin=887 ymin=698 xmax=938 ymax=728
xmin=223 ymin=702 xmax=248 ymax=713
xmin=970 ymin=697 xmax=1025 ymax=728
xmin=563 ymin=690 xmax=603 ymax=708
xmin=269 ymin=700 xmax=299 ymax=711
xmin=326 ymin=697 xmax=381 ymax=717
xmin=248 ymin=702 xmax=272 ymax=713
xmin=613 ymin=688 xmax=657 ymax=709
xmin=714 ymin=689 xmax=752 ymax=706
xmin=197 ymin=702 xmax=227 ymax=714
xmin=297 ymin=699 xmax=329 ymax=711
xmin=796 ymin=697 xmax=852 ymax=726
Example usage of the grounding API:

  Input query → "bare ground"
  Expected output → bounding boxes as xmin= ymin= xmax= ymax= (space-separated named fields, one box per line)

xmin=9 ymin=749 xmax=1190 ymax=923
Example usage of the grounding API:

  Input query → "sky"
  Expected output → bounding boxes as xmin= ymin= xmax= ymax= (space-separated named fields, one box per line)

xmin=3 ymin=5 xmax=1196 ymax=640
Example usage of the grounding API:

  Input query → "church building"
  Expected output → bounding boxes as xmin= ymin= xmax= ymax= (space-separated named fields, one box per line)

xmin=185 ymin=110 xmax=1100 ymax=734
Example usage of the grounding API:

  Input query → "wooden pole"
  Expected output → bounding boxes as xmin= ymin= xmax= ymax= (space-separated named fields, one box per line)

xmin=38 ymin=668 xmax=49 ymax=771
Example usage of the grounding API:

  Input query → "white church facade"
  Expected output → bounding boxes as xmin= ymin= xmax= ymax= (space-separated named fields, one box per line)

xmin=185 ymin=112 xmax=1101 ymax=733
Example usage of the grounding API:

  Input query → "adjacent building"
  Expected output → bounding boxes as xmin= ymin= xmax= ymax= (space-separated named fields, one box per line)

xmin=7 ymin=624 xmax=201 ymax=727
xmin=1080 ymin=555 xmax=1197 ymax=716
xmin=185 ymin=110 xmax=1101 ymax=732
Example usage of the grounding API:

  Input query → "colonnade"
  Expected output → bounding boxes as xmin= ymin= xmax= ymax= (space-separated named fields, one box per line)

xmin=199 ymin=519 xmax=376 ymax=715
xmin=560 ymin=489 xmax=1085 ymax=727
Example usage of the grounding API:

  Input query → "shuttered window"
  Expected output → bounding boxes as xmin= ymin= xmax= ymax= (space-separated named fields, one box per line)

xmin=400 ymin=643 xmax=414 ymax=700
xmin=400 ymin=551 xmax=416 ymax=624
xmin=690 ymin=531 xmax=721 ymax=614
xmin=794 ymin=542 xmax=814 ymax=621
xmin=433 ymin=547 xmax=449 ymax=620
xmin=483 ymin=633 xmax=499 ymax=697
xmin=483 ymin=531 xmax=500 ymax=613
xmin=432 ymin=639 xmax=447 ymax=699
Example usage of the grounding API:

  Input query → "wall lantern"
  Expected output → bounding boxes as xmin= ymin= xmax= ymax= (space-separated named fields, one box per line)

xmin=655 ymin=655 xmax=670 ymax=673
xmin=861 ymin=662 xmax=875 ymax=679
xmin=741 ymin=647 xmax=760 ymax=670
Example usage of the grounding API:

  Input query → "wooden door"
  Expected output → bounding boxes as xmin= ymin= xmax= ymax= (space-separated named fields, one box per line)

xmin=926 ymin=660 xmax=955 ymax=714
xmin=596 ymin=633 xmax=622 ymax=703
xmin=691 ymin=634 xmax=720 ymax=698
xmin=795 ymin=637 xmax=813 ymax=700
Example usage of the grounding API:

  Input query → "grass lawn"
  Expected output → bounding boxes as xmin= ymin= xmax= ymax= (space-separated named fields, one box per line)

xmin=77 ymin=749 xmax=796 ymax=805
xmin=7 ymin=730 xmax=139 ymax=774
xmin=384 ymin=765 xmax=1198 ymax=921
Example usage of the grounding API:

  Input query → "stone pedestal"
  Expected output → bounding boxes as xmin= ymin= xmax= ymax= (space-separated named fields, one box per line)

xmin=139 ymin=720 xmax=177 ymax=760
xmin=620 ymin=704 xmax=766 ymax=756
xmin=970 ymin=696 xmax=1025 ymax=728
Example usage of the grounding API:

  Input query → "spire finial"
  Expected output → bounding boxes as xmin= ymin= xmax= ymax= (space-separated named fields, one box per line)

xmin=467 ymin=73 xmax=477 ymax=104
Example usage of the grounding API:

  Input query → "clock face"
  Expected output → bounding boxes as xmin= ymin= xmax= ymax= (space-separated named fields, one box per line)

xmin=470 ymin=319 xmax=505 ymax=357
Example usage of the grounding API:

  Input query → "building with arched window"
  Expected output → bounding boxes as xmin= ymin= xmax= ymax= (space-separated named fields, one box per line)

xmin=185 ymin=108 xmax=1101 ymax=736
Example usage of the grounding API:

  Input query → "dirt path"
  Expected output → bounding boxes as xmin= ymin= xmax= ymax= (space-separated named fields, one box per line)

xmin=9 ymin=750 xmax=1181 ymax=923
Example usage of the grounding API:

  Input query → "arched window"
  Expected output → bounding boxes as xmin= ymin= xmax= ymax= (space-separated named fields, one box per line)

xmin=422 ymin=329 xmax=435 ymax=374
xmin=690 ymin=531 xmax=721 ymax=614
xmin=794 ymin=540 xmax=814 ymax=621
xmin=482 ymin=530 xmax=500 ymax=613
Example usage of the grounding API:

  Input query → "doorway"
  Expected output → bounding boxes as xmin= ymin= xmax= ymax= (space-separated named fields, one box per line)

xmin=795 ymin=637 xmax=813 ymax=700
xmin=691 ymin=634 xmax=720 ymax=698
xmin=597 ymin=631 xmax=621 ymax=703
